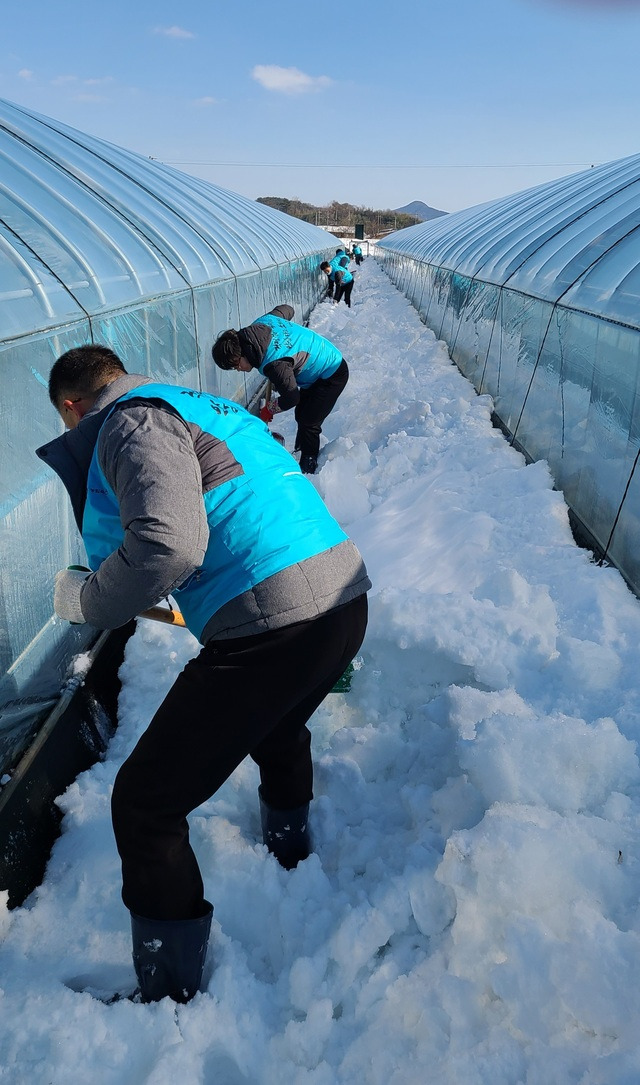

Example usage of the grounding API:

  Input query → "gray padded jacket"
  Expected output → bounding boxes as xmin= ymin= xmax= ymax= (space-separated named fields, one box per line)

xmin=37 ymin=374 xmax=370 ymax=640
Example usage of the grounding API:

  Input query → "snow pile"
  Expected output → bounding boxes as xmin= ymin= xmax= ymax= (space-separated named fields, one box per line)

xmin=1 ymin=259 xmax=640 ymax=1084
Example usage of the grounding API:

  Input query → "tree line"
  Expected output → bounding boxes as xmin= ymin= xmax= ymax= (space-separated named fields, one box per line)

xmin=256 ymin=197 xmax=420 ymax=235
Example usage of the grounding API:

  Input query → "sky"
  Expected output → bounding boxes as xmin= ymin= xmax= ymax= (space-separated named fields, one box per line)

xmin=2 ymin=258 xmax=640 ymax=1083
xmin=2 ymin=0 xmax=640 ymax=214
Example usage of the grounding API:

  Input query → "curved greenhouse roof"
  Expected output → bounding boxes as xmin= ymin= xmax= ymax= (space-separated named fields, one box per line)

xmin=0 ymin=96 xmax=336 ymax=341
xmin=378 ymin=154 xmax=640 ymax=331
xmin=376 ymin=152 xmax=640 ymax=604
xmin=0 ymin=96 xmax=337 ymax=791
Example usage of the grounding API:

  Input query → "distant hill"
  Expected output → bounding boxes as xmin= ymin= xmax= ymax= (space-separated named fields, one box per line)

xmin=393 ymin=201 xmax=447 ymax=221
xmin=256 ymin=197 xmax=421 ymax=234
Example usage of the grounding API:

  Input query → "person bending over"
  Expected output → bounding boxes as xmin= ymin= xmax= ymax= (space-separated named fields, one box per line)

xmin=333 ymin=258 xmax=354 ymax=308
xmin=212 ymin=304 xmax=348 ymax=476
xmin=320 ymin=260 xmax=336 ymax=299
xmin=38 ymin=344 xmax=370 ymax=1004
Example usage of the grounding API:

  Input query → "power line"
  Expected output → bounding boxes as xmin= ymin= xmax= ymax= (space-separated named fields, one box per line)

xmin=152 ymin=159 xmax=596 ymax=170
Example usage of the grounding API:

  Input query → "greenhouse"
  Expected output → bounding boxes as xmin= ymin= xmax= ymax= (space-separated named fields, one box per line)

xmin=376 ymin=154 xmax=640 ymax=600
xmin=0 ymin=96 xmax=337 ymax=795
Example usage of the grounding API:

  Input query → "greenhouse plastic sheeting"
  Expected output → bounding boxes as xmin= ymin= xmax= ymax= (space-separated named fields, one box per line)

xmin=0 ymin=96 xmax=339 ymax=775
xmin=376 ymin=153 xmax=640 ymax=599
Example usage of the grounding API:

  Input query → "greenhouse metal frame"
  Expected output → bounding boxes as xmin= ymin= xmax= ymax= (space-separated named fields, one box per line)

xmin=0 ymin=97 xmax=338 ymax=778
xmin=377 ymin=154 xmax=640 ymax=601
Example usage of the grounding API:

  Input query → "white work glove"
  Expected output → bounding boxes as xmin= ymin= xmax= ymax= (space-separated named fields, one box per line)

xmin=54 ymin=568 xmax=88 ymax=623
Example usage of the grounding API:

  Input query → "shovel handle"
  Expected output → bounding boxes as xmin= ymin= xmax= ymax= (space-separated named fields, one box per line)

xmin=138 ymin=605 xmax=186 ymax=627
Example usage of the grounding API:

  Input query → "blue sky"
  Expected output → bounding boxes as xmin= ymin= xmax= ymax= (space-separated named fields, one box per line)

xmin=3 ymin=0 xmax=640 ymax=213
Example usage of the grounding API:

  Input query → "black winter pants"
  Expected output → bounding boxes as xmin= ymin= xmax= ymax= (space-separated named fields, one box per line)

xmin=294 ymin=359 xmax=349 ymax=459
xmin=111 ymin=593 xmax=368 ymax=921
xmin=334 ymin=279 xmax=354 ymax=307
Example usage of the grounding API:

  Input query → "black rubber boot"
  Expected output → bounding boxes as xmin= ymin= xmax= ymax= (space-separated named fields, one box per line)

xmin=259 ymin=787 xmax=311 ymax=870
xmin=299 ymin=454 xmax=317 ymax=475
xmin=131 ymin=901 xmax=213 ymax=1003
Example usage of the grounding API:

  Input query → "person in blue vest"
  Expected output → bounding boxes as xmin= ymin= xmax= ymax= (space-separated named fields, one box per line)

xmin=332 ymin=257 xmax=354 ymax=308
xmin=353 ymin=243 xmax=364 ymax=266
xmin=320 ymin=260 xmax=337 ymax=299
xmin=37 ymin=344 xmax=370 ymax=1005
xmin=321 ymin=253 xmax=355 ymax=305
xmin=331 ymin=247 xmax=350 ymax=271
xmin=320 ymin=260 xmax=338 ymax=299
xmin=212 ymin=304 xmax=348 ymax=475
xmin=320 ymin=249 xmax=349 ymax=298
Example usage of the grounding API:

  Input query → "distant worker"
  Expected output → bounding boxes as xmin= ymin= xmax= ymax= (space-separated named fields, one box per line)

xmin=212 ymin=304 xmax=349 ymax=475
xmin=353 ymin=243 xmax=364 ymax=266
xmin=330 ymin=249 xmax=349 ymax=275
xmin=333 ymin=257 xmax=354 ymax=308
xmin=320 ymin=260 xmax=336 ymax=299
xmin=321 ymin=256 xmax=355 ymax=308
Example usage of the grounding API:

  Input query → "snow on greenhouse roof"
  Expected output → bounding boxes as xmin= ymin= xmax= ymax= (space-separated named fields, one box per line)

xmin=0 ymin=97 xmax=335 ymax=340
xmin=377 ymin=154 xmax=640 ymax=331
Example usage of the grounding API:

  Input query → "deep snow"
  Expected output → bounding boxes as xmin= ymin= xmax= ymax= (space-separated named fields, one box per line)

xmin=1 ymin=257 xmax=640 ymax=1084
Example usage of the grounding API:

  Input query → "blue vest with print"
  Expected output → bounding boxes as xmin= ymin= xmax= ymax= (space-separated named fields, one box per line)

xmin=253 ymin=314 xmax=342 ymax=386
xmin=330 ymin=255 xmax=353 ymax=284
xmin=82 ymin=384 xmax=347 ymax=642
xmin=335 ymin=263 xmax=353 ymax=284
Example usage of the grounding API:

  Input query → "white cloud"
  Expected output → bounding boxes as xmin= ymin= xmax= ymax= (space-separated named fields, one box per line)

xmin=194 ymin=96 xmax=218 ymax=106
xmin=251 ymin=65 xmax=332 ymax=95
xmin=18 ymin=69 xmax=33 ymax=80
xmin=153 ymin=25 xmax=195 ymax=39
xmin=50 ymin=75 xmax=113 ymax=94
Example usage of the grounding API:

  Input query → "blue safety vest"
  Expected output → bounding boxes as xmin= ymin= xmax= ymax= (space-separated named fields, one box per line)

xmin=82 ymin=383 xmax=347 ymax=641
xmin=252 ymin=314 xmax=342 ymax=386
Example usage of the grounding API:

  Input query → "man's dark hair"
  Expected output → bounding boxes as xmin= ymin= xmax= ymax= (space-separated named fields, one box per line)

xmin=320 ymin=262 xmax=331 ymax=271
xmin=49 ymin=344 xmax=127 ymax=406
xmin=211 ymin=329 xmax=241 ymax=371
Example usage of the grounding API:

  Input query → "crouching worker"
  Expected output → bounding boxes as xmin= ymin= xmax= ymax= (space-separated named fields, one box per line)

xmin=333 ymin=257 xmax=354 ymax=308
xmin=37 ymin=345 xmax=370 ymax=1004
xmin=323 ymin=256 xmax=354 ymax=307
xmin=212 ymin=304 xmax=348 ymax=476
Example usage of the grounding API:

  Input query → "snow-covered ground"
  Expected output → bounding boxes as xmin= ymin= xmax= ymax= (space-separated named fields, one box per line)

xmin=2 ymin=258 xmax=640 ymax=1084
